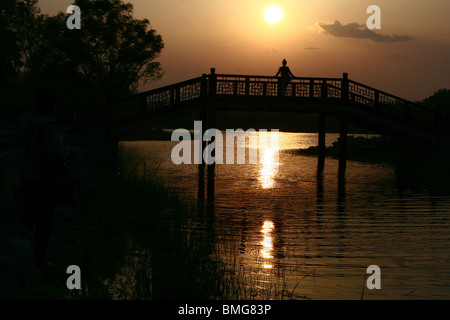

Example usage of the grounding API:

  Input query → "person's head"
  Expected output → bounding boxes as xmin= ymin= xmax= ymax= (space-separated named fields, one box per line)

xmin=282 ymin=59 xmax=287 ymax=66
xmin=36 ymin=87 xmax=58 ymax=116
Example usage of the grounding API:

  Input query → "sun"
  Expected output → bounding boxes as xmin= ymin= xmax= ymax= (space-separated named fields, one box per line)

xmin=264 ymin=5 xmax=283 ymax=24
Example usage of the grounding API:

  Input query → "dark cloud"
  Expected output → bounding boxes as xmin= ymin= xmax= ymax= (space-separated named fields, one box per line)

xmin=318 ymin=20 xmax=414 ymax=43
xmin=297 ymin=47 xmax=320 ymax=54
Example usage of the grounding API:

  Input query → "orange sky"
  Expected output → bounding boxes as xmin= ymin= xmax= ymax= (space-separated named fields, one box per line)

xmin=39 ymin=0 xmax=450 ymax=101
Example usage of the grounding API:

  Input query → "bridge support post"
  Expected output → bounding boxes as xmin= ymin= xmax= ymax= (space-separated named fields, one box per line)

xmin=197 ymin=109 xmax=208 ymax=202
xmin=342 ymin=73 xmax=349 ymax=101
xmin=197 ymin=106 xmax=217 ymax=203
xmin=206 ymin=109 xmax=216 ymax=202
xmin=198 ymin=158 xmax=206 ymax=204
xmin=318 ymin=113 xmax=326 ymax=172
xmin=209 ymin=68 xmax=217 ymax=96
xmin=339 ymin=118 xmax=348 ymax=176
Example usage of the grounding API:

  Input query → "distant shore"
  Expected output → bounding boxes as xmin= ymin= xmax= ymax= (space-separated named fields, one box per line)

xmin=117 ymin=128 xmax=379 ymax=142
xmin=285 ymin=135 xmax=398 ymax=165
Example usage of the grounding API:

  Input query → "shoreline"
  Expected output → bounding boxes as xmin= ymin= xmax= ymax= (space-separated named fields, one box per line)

xmin=0 ymin=151 xmax=270 ymax=299
xmin=284 ymin=135 xmax=398 ymax=165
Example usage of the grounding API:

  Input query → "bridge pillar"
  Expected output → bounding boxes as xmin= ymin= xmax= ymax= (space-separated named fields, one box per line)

xmin=197 ymin=107 xmax=217 ymax=203
xmin=318 ymin=113 xmax=326 ymax=172
xmin=342 ymin=73 xmax=349 ymax=101
xmin=209 ymin=68 xmax=217 ymax=96
xmin=339 ymin=118 xmax=348 ymax=175
xmin=197 ymin=109 xmax=208 ymax=202
xmin=198 ymin=158 xmax=206 ymax=204
xmin=206 ymin=108 xmax=216 ymax=201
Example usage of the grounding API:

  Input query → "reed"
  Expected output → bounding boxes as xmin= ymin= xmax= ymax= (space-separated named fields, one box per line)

xmin=23 ymin=152 xmax=310 ymax=300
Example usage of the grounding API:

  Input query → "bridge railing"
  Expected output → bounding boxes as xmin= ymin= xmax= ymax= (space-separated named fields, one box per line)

xmin=112 ymin=69 xmax=435 ymax=132
xmin=212 ymin=73 xmax=434 ymax=129
xmin=214 ymin=74 xmax=344 ymax=99
xmin=347 ymin=80 xmax=434 ymax=129
xmin=113 ymin=76 xmax=204 ymax=118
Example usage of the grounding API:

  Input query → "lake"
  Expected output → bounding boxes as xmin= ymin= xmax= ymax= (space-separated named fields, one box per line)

xmin=118 ymin=132 xmax=450 ymax=300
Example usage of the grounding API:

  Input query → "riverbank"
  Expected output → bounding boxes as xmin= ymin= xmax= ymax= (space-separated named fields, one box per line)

xmin=1 ymin=128 xmax=310 ymax=300
xmin=2 ymin=154 xmax=288 ymax=299
xmin=285 ymin=135 xmax=450 ymax=194
xmin=0 ymin=162 xmax=229 ymax=299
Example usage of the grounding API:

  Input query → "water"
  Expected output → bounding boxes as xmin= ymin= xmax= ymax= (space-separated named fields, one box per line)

xmin=118 ymin=132 xmax=450 ymax=300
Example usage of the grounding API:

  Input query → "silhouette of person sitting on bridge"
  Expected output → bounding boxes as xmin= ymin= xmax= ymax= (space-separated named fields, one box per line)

xmin=275 ymin=59 xmax=295 ymax=97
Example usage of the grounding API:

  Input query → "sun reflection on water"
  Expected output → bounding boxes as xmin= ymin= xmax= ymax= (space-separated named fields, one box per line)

xmin=258 ymin=132 xmax=280 ymax=189
xmin=260 ymin=220 xmax=275 ymax=269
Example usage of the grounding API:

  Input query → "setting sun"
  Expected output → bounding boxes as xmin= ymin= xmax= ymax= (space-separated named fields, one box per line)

xmin=264 ymin=5 xmax=283 ymax=24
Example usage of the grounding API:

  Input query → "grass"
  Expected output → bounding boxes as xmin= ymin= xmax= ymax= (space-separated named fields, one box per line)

xmin=20 ymin=151 xmax=310 ymax=300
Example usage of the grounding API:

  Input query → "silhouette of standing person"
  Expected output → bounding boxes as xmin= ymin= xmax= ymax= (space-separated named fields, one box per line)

xmin=16 ymin=87 xmax=72 ymax=267
xmin=275 ymin=59 xmax=295 ymax=96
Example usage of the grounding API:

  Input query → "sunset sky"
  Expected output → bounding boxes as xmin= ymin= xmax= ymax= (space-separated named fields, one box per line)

xmin=39 ymin=0 xmax=450 ymax=101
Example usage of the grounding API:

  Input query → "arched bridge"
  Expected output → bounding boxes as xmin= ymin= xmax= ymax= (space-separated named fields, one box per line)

xmin=111 ymin=68 xmax=439 ymax=146
xmin=81 ymin=67 xmax=444 ymax=172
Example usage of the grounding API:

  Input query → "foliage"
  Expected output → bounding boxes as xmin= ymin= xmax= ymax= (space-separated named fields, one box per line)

xmin=422 ymin=88 xmax=450 ymax=114
xmin=0 ymin=0 xmax=43 ymax=119
xmin=55 ymin=0 xmax=164 ymax=104
xmin=0 ymin=0 xmax=40 ymax=83
xmin=1 ymin=0 xmax=164 ymax=123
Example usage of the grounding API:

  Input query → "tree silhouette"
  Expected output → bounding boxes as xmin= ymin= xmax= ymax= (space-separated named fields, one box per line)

xmin=72 ymin=0 xmax=163 ymax=103
xmin=0 ymin=0 xmax=47 ymax=119
xmin=1 ymin=0 xmax=164 ymax=123
xmin=36 ymin=0 xmax=165 ymax=109
xmin=422 ymin=89 xmax=450 ymax=114
xmin=0 ymin=0 xmax=41 ymax=81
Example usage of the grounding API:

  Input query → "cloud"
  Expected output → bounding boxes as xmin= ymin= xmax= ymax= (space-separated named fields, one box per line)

xmin=221 ymin=41 xmax=238 ymax=48
xmin=317 ymin=20 xmax=414 ymax=43
xmin=297 ymin=47 xmax=320 ymax=54
xmin=264 ymin=46 xmax=278 ymax=52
